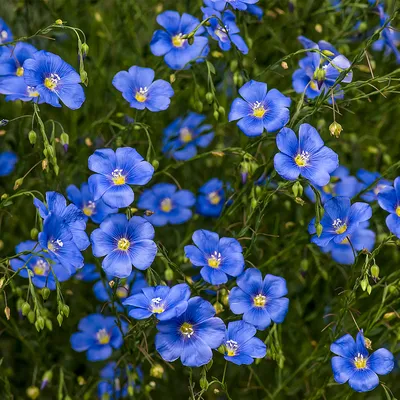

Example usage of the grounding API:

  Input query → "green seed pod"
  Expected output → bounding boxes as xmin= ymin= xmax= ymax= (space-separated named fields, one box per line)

xmin=26 ymin=386 xmax=40 ymax=399
xmin=62 ymin=304 xmax=70 ymax=317
xmin=188 ymin=36 xmax=194 ymax=45
xmin=27 ymin=310 xmax=35 ymax=323
xmin=42 ymin=287 xmax=50 ymax=300
xmin=205 ymin=92 xmax=214 ymax=104
xmin=30 ymin=228 xmax=39 ymax=240
xmin=218 ymin=106 xmax=225 ymax=116
xmin=22 ymin=302 xmax=31 ymax=316
xmin=45 ymin=318 xmax=53 ymax=331
xmin=37 ymin=316 xmax=45 ymax=330
xmin=316 ymin=223 xmax=323 ymax=237
xmin=164 ymin=268 xmax=173 ymax=281
xmin=213 ymin=110 xmax=219 ymax=121
xmin=81 ymin=43 xmax=89 ymax=55
xmin=151 ymin=159 xmax=159 ymax=170
xmin=28 ymin=130 xmax=37 ymax=145
xmin=57 ymin=314 xmax=63 ymax=326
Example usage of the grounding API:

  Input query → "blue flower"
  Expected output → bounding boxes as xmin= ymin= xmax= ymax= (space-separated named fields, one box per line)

xmin=67 ymin=182 xmax=118 ymax=224
xmin=88 ymin=147 xmax=154 ymax=209
xmin=93 ymin=270 xmax=148 ymax=310
xmin=331 ymin=330 xmax=394 ymax=392
xmin=274 ymin=124 xmax=339 ymax=187
xmin=357 ymin=169 xmax=392 ymax=202
xmin=196 ymin=178 xmax=226 ymax=217
xmin=123 ymin=283 xmax=190 ymax=321
xmin=377 ymin=177 xmax=400 ymax=238
xmin=224 ymin=321 xmax=266 ymax=365
xmin=0 ymin=151 xmax=17 ymax=176
xmin=304 ymin=166 xmax=363 ymax=204
xmin=0 ymin=18 xmax=13 ymax=45
xmin=112 ymin=66 xmax=174 ymax=111
xmin=246 ymin=4 xmax=263 ymax=19
xmin=184 ymin=230 xmax=245 ymax=285
xmin=34 ymin=191 xmax=89 ymax=251
xmin=10 ymin=240 xmax=71 ymax=290
xmin=38 ymin=214 xmax=84 ymax=275
xmin=91 ymin=214 xmax=157 ymax=278
xmin=137 ymin=183 xmax=195 ymax=226
xmin=0 ymin=75 xmax=44 ymax=103
xmin=310 ymin=221 xmax=375 ymax=265
xmin=150 ymin=11 xmax=209 ymax=70
xmin=162 ymin=112 xmax=214 ymax=161
xmin=229 ymin=80 xmax=291 ymax=137
xmin=202 ymin=8 xmax=248 ymax=54
xmin=309 ymin=196 xmax=372 ymax=247
xmin=22 ymin=50 xmax=85 ymax=109
xmin=209 ymin=0 xmax=260 ymax=11
xmin=74 ymin=263 xmax=100 ymax=282
xmin=155 ymin=296 xmax=225 ymax=367
xmin=229 ymin=269 xmax=289 ymax=330
xmin=70 ymin=314 xmax=126 ymax=362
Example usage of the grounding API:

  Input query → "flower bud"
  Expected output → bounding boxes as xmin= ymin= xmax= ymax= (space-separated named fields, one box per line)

xmin=57 ymin=313 xmax=63 ymax=326
xmin=169 ymin=74 xmax=176 ymax=83
xmin=22 ymin=302 xmax=31 ymax=316
xmin=37 ymin=316 xmax=45 ymax=330
xmin=60 ymin=132 xmax=69 ymax=152
xmin=81 ymin=43 xmax=89 ymax=55
xmin=41 ymin=287 xmax=50 ymax=300
xmin=26 ymin=386 xmax=40 ymax=399
xmin=316 ymin=223 xmax=323 ymax=237
xmin=28 ymin=130 xmax=37 ymax=145
xmin=4 ymin=306 xmax=10 ymax=320
xmin=40 ymin=370 xmax=53 ymax=390
xmin=55 ymin=19 xmax=63 ymax=25
xmin=45 ymin=318 xmax=53 ymax=331
xmin=42 ymin=159 xmax=49 ymax=170
xmin=30 ymin=228 xmax=39 ymax=240
xmin=13 ymin=178 xmax=24 ymax=190
xmin=205 ymin=92 xmax=214 ymax=104
xmin=62 ymin=304 xmax=70 ymax=317
xmin=164 ymin=268 xmax=173 ymax=281
xmin=213 ymin=110 xmax=219 ymax=121
xmin=213 ymin=301 xmax=224 ymax=314
xmin=371 ymin=264 xmax=379 ymax=279
xmin=329 ymin=121 xmax=343 ymax=138
xmin=150 ymin=364 xmax=164 ymax=379
xmin=28 ymin=310 xmax=35 ymax=323
xmin=188 ymin=35 xmax=194 ymax=45
xmin=151 ymin=159 xmax=159 ymax=170
xmin=80 ymin=70 xmax=88 ymax=85
xmin=218 ymin=106 xmax=225 ymax=116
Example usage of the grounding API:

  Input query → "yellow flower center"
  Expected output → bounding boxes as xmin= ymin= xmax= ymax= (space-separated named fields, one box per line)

xmin=135 ymin=87 xmax=148 ymax=103
xmin=16 ymin=67 xmax=24 ymax=76
xmin=160 ymin=198 xmax=173 ymax=212
xmin=354 ymin=354 xmax=367 ymax=369
xmin=396 ymin=206 xmax=400 ymax=217
xmin=252 ymin=101 xmax=266 ymax=118
xmin=180 ymin=322 xmax=194 ymax=338
xmin=116 ymin=285 xmax=129 ymax=298
xmin=225 ymin=340 xmax=238 ymax=357
xmin=96 ymin=328 xmax=110 ymax=345
xmin=333 ymin=219 xmax=347 ymax=234
xmin=151 ymin=297 xmax=165 ymax=314
xmin=208 ymin=191 xmax=221 ymax=205
xmin=310 ymin=80 xmax=318 ymax=90
xmin=340 ymin=237 xmax=350 ymax=245
xmin=111 ymin=169 xmax=125 ymax=185
xmin=322 ymin=184 xmax=332 ymax=194
xmin=294 ymin=151 xmax=310 ymax=167
xmin=172 ymin=34 xmax=185 ymax=48
xmin=47 ymin=239 xmax=63 ymax=252
xmin=33 ymin=260 xmax=48 ymax=276
xmin=336 ymin=224 xmax=347 ymax=234
xmin=208 ymin=251 xmax=221 ymax=268
xmin=27 ymin=86 xmax=39 ymax=97
xmin=83 ymin=201 xmax=96 ymax=217
xmin=180 ymin=128 xmax=193 ymax=143
xmin=117 ymin=238 xmax=130 ymax=251
xmin=253 ymin=293 xmax=266 ymax=308
xmin=44 ymin=73 xmax=60 ymax=91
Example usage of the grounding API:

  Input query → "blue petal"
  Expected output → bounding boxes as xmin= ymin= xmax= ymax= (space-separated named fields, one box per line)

xmin=262 ymin=274 xmax=288 ymax=298
xmin=324 ymin=196 xmax=351 ymax=222
xmin=150 ymin=30 xmax=173 ymax=56
xmin=367 ymin=348 xmax=394 ymax=375
xmin=88 ymin=149 xmax=116 ymax=175
xmin=195 ymin=317 xmax=226 ymax=348
xmin=185 ymin=296 xmax=216 ymax=324
xmin=348 ymin=369 xmax=379 ymax=393
xmin=377 ymin=187 xmax=397 ymax=213
xmin=156 ymin=11 xmax=181 ymax=35
xmin=243 ymin=307 xmax=271 ymax=330
xmin=240 ymin=337 xmax=267 ymax=359
xmin=228 ymin=98 xmax=251 ymax=122
xmin=276 ymin=127 xmax=298 ymax=157
xmin=299 ymin=123 xmax=324 ymax=154
xmin=91 ymin=228 xmax=116 ymax=257
xmin=155 ymin=331 xmax=184 ymax=362
xmin=192 ymin=229 xmax=219 ymax=254
xmin=237 ymin=115 xmax=264 ymax=136
xmin=127 ymin=239 xmax=157 ymax=271
xmin=102 ymin=250 xmax=132 ymax=278
xmin=200 ymin=266 xmax=228 ymax=285
xmin=237 ymin=268 xmax=263 ymax=296
xmin=87 ymin=344 xmax=113 ymax=362
xmin=57 ymin=83 xmax=85 ymax=110
xmin=238 ymin=80 xmax=267 ymax=103
xmin=265 ymin=298 xmax=289 ymax=323
xmin=348 ymin=202 xmax=372 ymax=226
xmin=227 ymin=320 xmax=256 ymax=343
xmin=331 ymin=356 xmax=356 ymax=384
xmin=386 ymin=214 xmax=400 ymax=237
xmin=184 ymin=245 xmax=207 ymax=266
xmin=128 ymin=308 xmax=153 ymax=319
xmin=172 ymin=190 xmax=196 ymax=207
xmin=70 ymin=332 xmax=96 ymax=352
xmin=330 ymin=334 xmax=356 ymax=358
xmin=274 ymin=153 xmax=300 ymax=181
xmin=180 ymin=336 xmax=213 ymax=367
xmin=102 ymin=184 xmax=134 ymax=208
xmin=127 ymin=216 xmax=155 ymax=241
xmin=229 ymin=287 xmax=253 ymax=314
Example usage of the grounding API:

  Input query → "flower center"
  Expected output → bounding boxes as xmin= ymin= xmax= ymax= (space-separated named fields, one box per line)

xmin=117 ymin=238 xmax=130 ymax=251
xmin=135 ymin=87 xmax=148 ymax=103
xmin=96 ymin=328 xmax=110 ymax=345
xmin=83 ymin=200 xmax=96 ymax=216
xmin=215 ymin=26 xmax=228 ymax=42
xmin=294 ymin=151 xmax=310 ymax=167
xmin=322 ymin=184 xmax=332 ymax=194
xmin=16 ymin=67 xmax=24 ymax=77
xmin=208 ymin=251 xmax=222 ymax=268
xmin=354 ymin=353 xmax=367 ymax=369
xmin=309 ymin=80 xmax=318 ymax=90
xmin=180 ymin=322 xmax=194 ymax=338
xmin=47 ymin=239 xmax=64 ymax=252
xmin=208 ymin=191 xmax=221 ymax=205
xmin=27 ymin=86 xmax=39 ymax=97
xmin=111 ymin=168 xmax=126 ymax=185
xmin=179 ymin=127 xmax=193 ymax=143
xmin=252 ymin=101 xmax=266 ymax=118
xmin=160 ymin=198 xmax=173 ymax=212
xmin=44 ymin=73 xmax=61 ymax=91
xmin=333 ymin=218 xmax=347 ymax=234
xmin=253 ymin=293 xmax=267 ymax=308
xmin=225 ymin=339 xmax=239 ymax=357
xmin=33 ymin=259 xmax=49 ymax=276
xmin=172 ymin=33 xmax=186 ymax=48
xmin=313 ymin=67 xmax=326 ymax=82
xmin=0 ymin=30 xmax=8 ymax=42
xmin=150 ymin=297 xmax=165 ymax=314
xmin=116 ymin=284 xmax=129 ymax=298
xmin=396 ymin=206 xmax=400 ymax=217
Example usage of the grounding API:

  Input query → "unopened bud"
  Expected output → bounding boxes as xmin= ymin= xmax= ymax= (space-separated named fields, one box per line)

xmin=218 ymin=106 xmax=225 ymax=116
xmin=4 ymin=306 xmax=10 ymax=320
xmin=151 ymin=159 xmax=159 ymax=170
xmin=150 ymin=364 xmax=164 ymax=379
xmin=316 ymin=223 xmax=323 ymax=237
xmin=55 ymin=19 xmax=63 ymax=25
xmin=169 ymin=74 xmax=176 ymax=84
xmin=62 ymin=304 xmax=70 ymax=317
xmin=371 ymin=264 xmax=379 ymax=279
xmin=22 ymin=302 xmax=31 ymax=316
xmin=329 ymin=121 xmax=343 ymax=138
xmin=42 ymin=159 xmax=49 ymax=170
xmin=164 ymin=268 xmax=173 ymax=281
xmin=144 ymin=210 xmax=154 ymax=216
xmin=45 ymin=318 xmax=53 ymax=331
xmin=281 ymin=61 xmax=288 ymax=69
xmin=28 ymin=310 xmax=35 ymax=323
xmin=26 ymin=386 xmax=40 ymax=399
xmin=40 ymin=370 xmax=53 ymax=390
xmin=364 ymin=337 xmax=372 ymax=350
xmin=28 ymin=130 xmax=37 ymax=145
xmin=13 ymin=178 xmax=23 ymax=190
xmin=30 ymin=228 xmax=39 ymax=240
xmin=188 ymin=36 xmax=194 ymax=45
xmin=57 ymin=313 xmax=63 ymax=326
xmin=213 ymin=301 xmax=224 ymax=314
xmin=213 ymin=110 xmax=219 ymax=121
xmin=60 ymin=132 xmax=69 ymax=152
xmin=41 ymin=287 xmax=50 ymax=300
xmin=205 ymin=92 xmax=213 ymax=104
xmin=81 ymin=43 xmax=89 ymax=55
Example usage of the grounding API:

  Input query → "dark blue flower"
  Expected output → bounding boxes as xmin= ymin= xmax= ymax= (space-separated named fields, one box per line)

xmin=309 ymin=196 xmax=372 ymax=247
xmin=67 ymin=182 xmax=118 ymax=224
xmin=70 ymin=313 xmax=126 ymax=362
xmin=38 ymin=213 xmax=84 ymax=275
xmin=93 ymin=270 xmax=148 ymax=311
xmin=357 ymin=169 xmax=392 ymax=202
xmin=331 ymin=330 xmax=394 ymax=392
xmin=229 ymin=80 xmax=291 ymax=137
xmin=34 ymin=191 xmax=89 ymax=251
xmin=196 ymin=178 xmax=226 ymax=217
xmin=150 ymin=11 xmax=209 ymax=70
xmin=224 ymin=321 xmax=266 ymax=365
xmin=23 ymin=50 xmax=85 ymax=109
xmin=229 ymin=269 xmax=289 ymax=330
xmin=137 ymin=183 xmax=195 ymax=226
xmin=112 ymin=66 xmax=174 ymax=111
xmin=209 ymin=0 xmax=259 ymax=11
xmin=155 ymin=296 xmax=225 ymax=367
xmin=185 ymin=229 xmax=245 ymax=285
xmin=202 ymin=8 xmax=248 ymax=54
xmin=91 ymin=214 xmax=157 ymax=278
xmin=123 ymin=283 xmax=190 ymax=321
xmin=0 ymin=43 xmax=37 ymax=77
xmin=304 ymin=166 xmax=363 ymax=204
xmin=0 ymin=18 xmax=13 ymax=45
xmin=0 ymin=151 xmax=17 ymax=177
xmin=274 ymin=123 xmax=339 ymax=186
xmin=74 ymin=263 xmax=100 ymax=282
xmin=10 ymin=240 xmax=71 ymax=290
xmin=88 ymin=147 xmax=154 ymax=209
xmin=377 ymin=177 xmax=400 ymax=238
xmin=310 ymin=221 xmax=375 ymax=265
xmin=162 ymin=112 xmax=214 ymax=161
